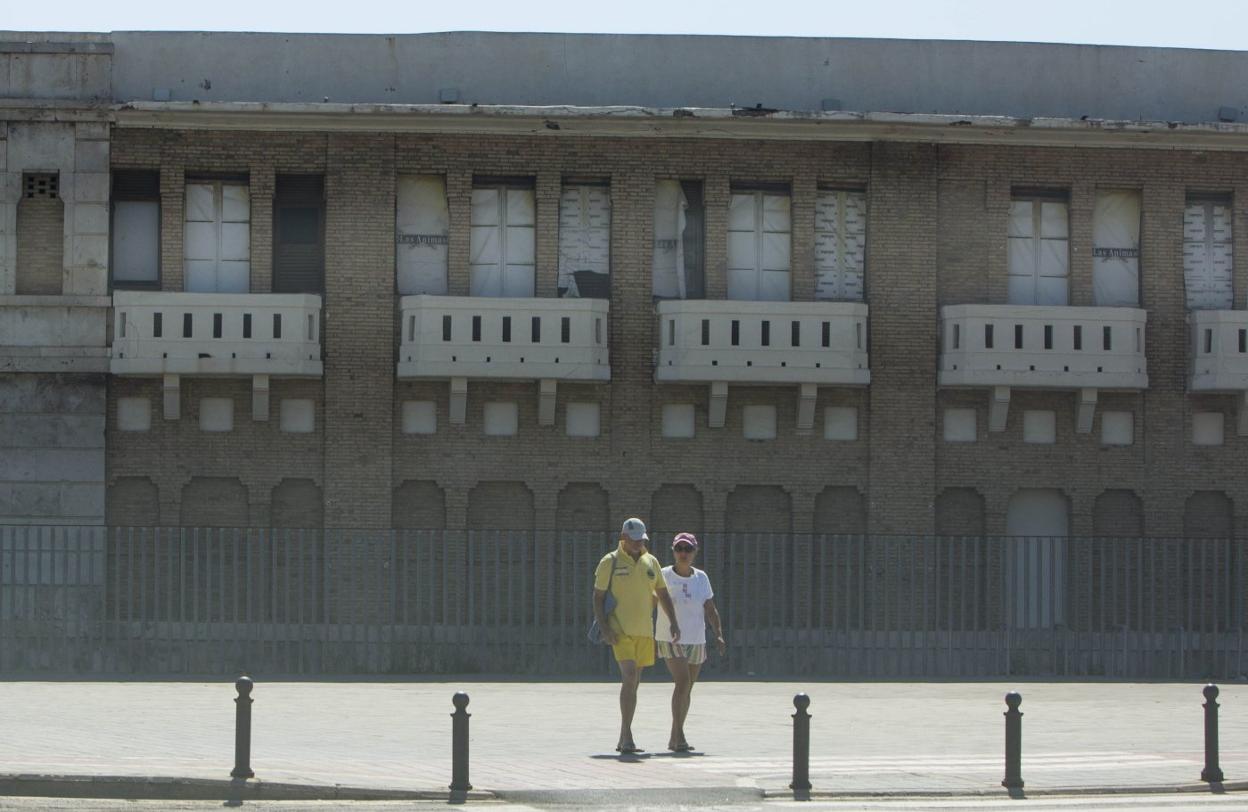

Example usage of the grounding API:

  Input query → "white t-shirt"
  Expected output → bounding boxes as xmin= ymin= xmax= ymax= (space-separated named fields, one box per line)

xmin=655 ymin=565 xmax=714 ymax=645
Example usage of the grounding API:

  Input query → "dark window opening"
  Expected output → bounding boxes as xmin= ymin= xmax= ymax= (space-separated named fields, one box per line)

xmin=442 ymin=315 xmax=452 ymax=341
xmin=761 ymin=320 xmax=771 ymax=347
xmin=182 ymin=313 xmax=193 ymax=338
xmin=1043 ymin=325 xmax=1053 ymax=350
xmin=212 ymin=313 xmax=223 ymax=339
xmin=1074 ymin=325 xmax=1083 ymax=351
xmin=822 ymin=322 xmax=830 ymax=348
xmin=532 ymin=317 xmax=541 ymax=343
xmin=731 ymin=320 xmax=740 ymax=347
xmin=1103 ymin=326 xmax=1112 ymax=351
xmin=984 ymin=324 xmax=994 ymax=349
xmin=273 ymin=174 xmax=325 ymax=294
xmin=1014 ymin=324 xmax=1024 ymax=349
xmin=153 ymin=313 xmax=163 ymax=338
xmin=243 ymin=314 xmax=251 ymax=339
xmin=791 ymin=321 xmax=800 ymax=347
xmin=502 ymin=316 xmax=512 ymax=343
xmin=472 ymin=315 xmax=482 ymax=342
xmin=273 ymin=314 xmax=282 ymax=340
xmin=561 ymin=317 xmax=571 ymax=343
xmin=701 ymin=319 xmax=710 ymax=346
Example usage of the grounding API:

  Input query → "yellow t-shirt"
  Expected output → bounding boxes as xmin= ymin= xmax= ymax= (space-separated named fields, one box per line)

xmin=594 ymin=545 xmax=665 ymax=638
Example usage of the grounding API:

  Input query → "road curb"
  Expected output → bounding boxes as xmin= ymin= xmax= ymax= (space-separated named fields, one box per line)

xmin=761 ymin=779 xmax=1248 ymax=800
xmin=0 ymin=773 xmax=494 ymax=802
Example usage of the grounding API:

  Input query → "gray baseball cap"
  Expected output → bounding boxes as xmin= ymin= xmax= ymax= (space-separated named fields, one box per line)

xmin=621 ymin=517 xmax=648 ymax=541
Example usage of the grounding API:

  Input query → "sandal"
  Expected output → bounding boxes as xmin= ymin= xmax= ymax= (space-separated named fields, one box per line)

xmin=616 ymin=744 xmax=644 ymax=754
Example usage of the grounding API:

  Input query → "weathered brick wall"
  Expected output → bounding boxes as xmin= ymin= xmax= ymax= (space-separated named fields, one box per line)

xmin=15 ymin=194 xmax=63 ymax=294
xmin=106 ymin=128 xmax=1248 ymax=539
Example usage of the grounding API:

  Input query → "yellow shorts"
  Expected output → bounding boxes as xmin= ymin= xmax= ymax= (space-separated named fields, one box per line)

xmin=611 ymin=634 xmax=656 ymax=667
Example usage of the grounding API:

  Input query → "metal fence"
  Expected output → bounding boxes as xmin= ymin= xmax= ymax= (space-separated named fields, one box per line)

xmin=1 ymin=526 xmax=1244 ymax=678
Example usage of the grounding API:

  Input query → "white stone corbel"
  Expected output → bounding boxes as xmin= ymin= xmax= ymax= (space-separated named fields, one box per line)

xmin=449 ymin=376 xmax=467 ymax=425
xmin=708 ymin=381 xmax=728 ymax=428
xmin=538 ymin=378 xmax=557 ymax=426
xmin=796 ymin=383 xmax=818 ymax=435
xmin=1238 ymin=391 xmax=1248 ymax=437
xmin=1076 ymin=387 xmax=1098 ymax=434
xmin=988 ymin=385 xmax=1011 ymax=432
xmin=162 ymin=373 xmax=180 ymax=420
xmin=251 ymin=374 xmax=270 ymax=421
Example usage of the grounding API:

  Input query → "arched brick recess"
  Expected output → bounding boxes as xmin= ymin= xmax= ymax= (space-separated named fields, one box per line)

xmin=935 ymin=488 xmax=985 ymax=536
xmin=466 ymin=481 xmax=534 ymax=530
xmin=179 ymin=476 xmax=249 ymax=527
xmin=106 ymin=477 xmax=160 ymax=526
xmin=271 ymin=478 xmax=323 ymax=529
xmin=649 ymin=484 xmax=704 ymax=544
xmin=555 ymin=482 xmax=609 ymax=533
xmin=725 ymin=485 xmax=791 ymax=533
xmin=812 ymin=486 xmax=866 ymax=534
xmin=1184 ymin=491 xmax=1233 ymax=538
xmin=1093 ymin=490 xmax=1143 ymax=537
xmin=392 ymin=480 xmax=447 ymax=530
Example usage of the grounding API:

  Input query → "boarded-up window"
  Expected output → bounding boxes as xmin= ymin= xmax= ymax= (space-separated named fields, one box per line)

xmin=111 ymin=170 xmax=160 ymax=289
xmin=1183 ymin=196 xmax=1233 ymax=310
xmin=814 ymin=189 xmax=866 ymax=301
xmin=1092 ymin=190 xmax=1141 ymax=306
xmin=1008 ymin=193 xmax=1069 ymax=305
xmin=727 ymin=189 xmax=791 ymax=301
xmin=653 ymin=180 xmax=705 ymax=299
xmin=396 ymin=175 xmax=449 ymax=295
xmin=273 ymin=175 xmax=324 ymax=294
xmin=470 ymin=181 xmax=535 ymax=298
xmin=184 ymin=179 xmax=250 ymax=293
xmin=558 ymin=183 xmax=610 ymax=298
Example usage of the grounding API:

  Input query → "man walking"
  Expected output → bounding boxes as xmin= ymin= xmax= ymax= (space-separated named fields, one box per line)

xmin=593 ymin=517 xmax=680 ymax=754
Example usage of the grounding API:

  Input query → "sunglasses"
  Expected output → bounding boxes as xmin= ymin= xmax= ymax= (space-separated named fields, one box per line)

xmin=673 ymin=545 xmax=696 ymax=553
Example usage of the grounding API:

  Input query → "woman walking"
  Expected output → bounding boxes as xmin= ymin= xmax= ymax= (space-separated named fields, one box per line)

xmin=654 ymin=532 xmax=726 ymax=752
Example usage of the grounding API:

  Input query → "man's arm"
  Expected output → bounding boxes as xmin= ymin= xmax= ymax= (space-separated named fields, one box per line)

xmin=705 ymin=598 xmax=726 ymax=655
xmin=593 ymin=588 xmax=617 ymax=646
xmin=656 ymin=587 xmax=681 ymax=643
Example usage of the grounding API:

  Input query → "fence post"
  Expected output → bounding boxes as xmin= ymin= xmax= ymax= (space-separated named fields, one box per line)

xmin=1002 ymin=691 xmax=1023 ymax=790
xmin=231 ymin=676 xmax=255 ymax=779
xmin=790 ymin=693 xmax=812 ymax=792
xmin=1202 ymin=684 xmax=1224 ymax=783
xmin=450 ymin=691 xmax=472 ymax=792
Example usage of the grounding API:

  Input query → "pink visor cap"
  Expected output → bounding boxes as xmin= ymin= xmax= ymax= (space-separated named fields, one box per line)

xmin=672 ymin=532 xmax=699 ymax=549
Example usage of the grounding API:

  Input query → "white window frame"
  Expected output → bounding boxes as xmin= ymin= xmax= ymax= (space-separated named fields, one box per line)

xmin=1008 ymin=194 xmax=1069 ymax=306
xmin=1183 ymin=196 xmax=1234 ymax=311
xmin=396 ymin=175 xmax=450 ymax=295
xmin=727 ymin=189 xmax=791 ymax=301
xmin=184 ymin=180 xmax=250 ymax=293
xmin=469 ymin=182 xmax=536 ymax=298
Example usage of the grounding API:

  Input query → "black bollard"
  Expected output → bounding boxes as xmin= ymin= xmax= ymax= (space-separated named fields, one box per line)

xmin=450 ymin=691 xmax=472 ymax=792
xmin=231 ymin=676 xmax=255 ymax=779
xmin=1002 ymin=691 xmax=1023 ymax=790
xmin=790 ymin=693 xmax=812 ymax=792
xmin=1202 ymin=684 xmax=1224 ymax=783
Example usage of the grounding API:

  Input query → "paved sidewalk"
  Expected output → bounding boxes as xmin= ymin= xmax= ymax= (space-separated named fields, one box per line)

xmin=0 ymin=680 xmax=1245 ymax=799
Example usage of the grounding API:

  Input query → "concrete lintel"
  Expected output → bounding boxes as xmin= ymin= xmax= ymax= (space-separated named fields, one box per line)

xmin=538 ymin=378 xmax=557 ymax=426
xmin=708 ymin=381 xmax=728 ymax=428
xmin=988 ymin=385 xmax=1010 ymax=433
xmin=1239 ymin=391 xmax=1248 ymax=437
xmin=1076 ymin=387 xmax=1098 ymax=434
xmin=252 ymin=374 xmax=270 ymax=422
xmin=449 ymin=377 xmax=467 ymax=425
xmin=795 ymin=383 xmax=818 ymax=435
xmin=161 ymin=373 xmax=180 ymax=420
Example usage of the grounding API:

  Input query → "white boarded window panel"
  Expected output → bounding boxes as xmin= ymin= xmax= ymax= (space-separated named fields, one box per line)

xmin=469 ymin=186 xmax=535 ymax=297
xmin=814 ymin=190 xmax=866 ymax=302
xmin=727 ymin=191 xmax=791 ymax=301
xmin=184 ymin=181 xmax=250 ymax=293
xmin=1092 ymin=191 xmax=1141 ymax=307
xmin=1101 ymin=411 xmax=1134 ymax=446
xmin=112 ymin=201 xmax=159 ymax=283
xmin=117 ymin=397 xmax=151 ymax=432
xmin=1008 ymin=199 xmax=1068 ymax=305
xmin=401 ymin=401 xmax=437 ymax=435
xmin=824 ymin=406 xmax=858 ymax=440
xmin=279 ymin=399 xmax=315 ymax=433
xmin=661 ymin=403 xmax=695 ymax=438
xmin=199 ymin=398 xmax=234 ymax=432
xmin=558 ymin=185 xmax=610 ymax=296
xmin=396 ymin=175 xmax=450 ymax=295
xmin=566 ymin=402 xmax=601 ymax=437
xmin=1023 ymin=410 xmax=1056 ymax=444
xmin=483 ymin=401 xmax=519 ymax=436
xmin=943 ymin=408 xmax=977 ymax=442
xmin=1184 ymin=200 xmax=1233 ymax=310
xmin=652 ymin=180 xmax=689 ymax=298
xmin=1193 ymin=412 xmax=1225 ymax=446
xmin=742 ymin=404 xmax=777 ymax=440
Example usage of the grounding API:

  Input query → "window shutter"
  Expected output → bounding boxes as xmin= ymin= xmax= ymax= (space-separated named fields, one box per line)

xmin=815 ymin=189 xmax=866 ymax=302
xmin=273 ymin=175 xmax=324 ymax=294
xmin=1092 ymin=191 xmax=1140 ymax=307
xmin=1183 ymin=199 xmax=1233 ymax=310
xmin=558 ymin=184 xmax=611 ymax=298
xmin=396 ymin=175 xmax=449 ymax=295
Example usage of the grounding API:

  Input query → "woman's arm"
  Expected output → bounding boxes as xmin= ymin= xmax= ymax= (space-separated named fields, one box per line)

xmin=704 ymin=598 xmax=726 ymax=655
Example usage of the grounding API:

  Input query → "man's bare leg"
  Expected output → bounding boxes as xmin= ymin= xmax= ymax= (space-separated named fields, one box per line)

xmin=617 ymin=659 xmax=642 ymax=750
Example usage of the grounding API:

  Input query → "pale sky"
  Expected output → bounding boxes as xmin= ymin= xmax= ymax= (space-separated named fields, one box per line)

xmin=5 ymin=0 xmax=1248 ymax=51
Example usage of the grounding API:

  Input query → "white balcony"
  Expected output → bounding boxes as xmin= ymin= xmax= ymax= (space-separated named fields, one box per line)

xmin=397 ymin=295 xmax=610 ymax=425
xmin=939 ymin=304 xmax=1148 ymax=432
xmin=0 ymin=296 xmax=111 ymax=373
xmin=655 ymin=300 xmax=870 ymax=432
xmin=1190 ymin=310 xmax=1248 ymax=392
xmin=110 ymin=292 xmax=323 ymax=421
